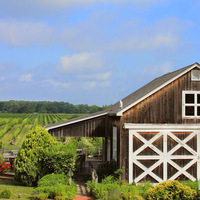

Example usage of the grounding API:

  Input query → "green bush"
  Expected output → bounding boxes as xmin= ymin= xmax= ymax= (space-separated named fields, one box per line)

xmin=0 ymin=188 xmax=12 ymax=199
xmin=0 ymin=140 xmax=2 ymax=149
xmin=181 ymin=180 xmax=198 ymax=190
xmin=34 ymin=192 xmax=48 ymax=200
xmin=43 ymin=142 xmax=77 ymax=174
xmin=34 ymin=174 xmax=77 ymax=200
xmin=87 ymin=177 xmax=150 ymax=200
xmin=147 ymin=180 xmax=197 ymax=200
xmin=14 ymin=126 xmax=56 ymax=186
xmin=91 ymin=183 xmax=120 ymax=199
xmin=97 ymin=160 xmax=123 ymax=182
xmin=38 ymin=173 xmax=69 ymax=187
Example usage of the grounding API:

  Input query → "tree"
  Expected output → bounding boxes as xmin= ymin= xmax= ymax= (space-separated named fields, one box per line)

xmin=14 ymin=126 xmax=56 ymax=186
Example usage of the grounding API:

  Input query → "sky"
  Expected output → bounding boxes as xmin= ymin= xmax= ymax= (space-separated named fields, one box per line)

xmin=0 ymin=0 xmax=200 ymax=106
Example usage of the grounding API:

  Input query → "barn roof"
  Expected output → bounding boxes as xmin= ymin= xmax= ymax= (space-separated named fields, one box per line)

xmin=45 ymin=62 xmax=200 ymax=131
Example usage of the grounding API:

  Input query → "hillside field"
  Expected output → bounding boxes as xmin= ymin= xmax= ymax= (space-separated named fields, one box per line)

xmin=0 ymin=113 xmax=84 ymax=149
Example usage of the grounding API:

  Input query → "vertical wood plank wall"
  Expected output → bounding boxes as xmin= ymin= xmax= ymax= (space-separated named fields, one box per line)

xmin=120 ymin=69 xmax=200 ymax=180
xmin=49 ymin=116 xmax=109 ymax=137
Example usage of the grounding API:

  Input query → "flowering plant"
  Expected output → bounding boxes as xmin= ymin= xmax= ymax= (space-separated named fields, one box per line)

xmin=0 ymin=162 xmax=11 ymax=173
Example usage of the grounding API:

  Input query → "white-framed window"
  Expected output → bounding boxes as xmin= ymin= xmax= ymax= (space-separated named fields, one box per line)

xmin=182 ymin=91 xmax=200 ymax=118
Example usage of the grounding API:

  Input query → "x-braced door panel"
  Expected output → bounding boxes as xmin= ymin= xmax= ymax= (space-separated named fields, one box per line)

xmin=129 ymin=130 xmax=200 ymax=184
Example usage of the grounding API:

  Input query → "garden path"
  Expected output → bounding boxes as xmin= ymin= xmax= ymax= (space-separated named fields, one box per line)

xmin=74 ymin=161 xmax=95 ymax=200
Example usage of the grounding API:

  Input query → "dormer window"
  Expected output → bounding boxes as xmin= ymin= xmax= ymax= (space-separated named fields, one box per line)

xmin=191 ymin=70 xmax=200 ymax=81
xmin=182 ymin=91 xmax=200 ymax=118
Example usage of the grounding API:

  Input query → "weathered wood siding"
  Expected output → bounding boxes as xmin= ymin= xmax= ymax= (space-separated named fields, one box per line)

xmin=49 ymin=116 xmax=109 ymax=138
xmin=120 ymin=68 xmax=200 ymax=180
xmin=122 ymin=69 xmax=200 ymax=124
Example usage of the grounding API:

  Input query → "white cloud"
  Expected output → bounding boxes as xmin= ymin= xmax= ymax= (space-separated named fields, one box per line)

xmin=142 ymin=61 xmax=174 ymax=77
xmin=39 ymin=0 xmax=165 ymax=8
xmin=60 ymin=15 xmax=191 ymax=52
xmin=1 ymin=0 xmax=165 ymax=10
xmin=0 ymin=20 xmax=55 ymax=46
xmin=100 ymin=81 xmax=110 ymax=87
xmin=78 ymin=72 xmax=111 ymax=81
xmin=105 ymin=17 xmax=188 ymax=52
xmin=0 ymin=0 xmax=166 ymax=21
xmin=18 ymin=74 xmax=33 ymax=82
xmin=0 ymin=15 xmax=191 ymax=52
xmin=58 ymin=53 xmax=103 ymax=73
xmin=45 ymin=79 xmax=71 ymax=88
xmin=83 ymin=81 xmax=97 ymax=89
xmin=57 ymin=53 xmax=112 ymax=90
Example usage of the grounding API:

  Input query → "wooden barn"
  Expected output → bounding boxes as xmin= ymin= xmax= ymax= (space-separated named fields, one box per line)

xmin=45 ymin=62 xmax=200 ymax=184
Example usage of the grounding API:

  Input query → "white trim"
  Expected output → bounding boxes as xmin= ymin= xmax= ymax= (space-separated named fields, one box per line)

xmin=124 ymin=123 xmax=200 ymax=130
xmin=128 ymin=127 xmax=199 ymax=184
xmin=45 ymin=112 xmax=108 ymax=131
xmin=182 ymin=91 xmax=200 ymax=118
xmin=197 ymin=130 xmax=200 ymax=180
xmin=129 ymin=131 xmax=133 ymax=183
xmin=117 ymin=63 xmax=200 ymax=116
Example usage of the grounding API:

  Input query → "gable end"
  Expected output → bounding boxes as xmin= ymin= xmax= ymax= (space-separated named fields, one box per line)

xmin=116 ymin=63 xmax=200 ymax=116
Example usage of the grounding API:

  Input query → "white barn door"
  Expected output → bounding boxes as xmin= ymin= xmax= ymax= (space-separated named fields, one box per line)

xmin=126 ymin=124 xmax=200 ymax=184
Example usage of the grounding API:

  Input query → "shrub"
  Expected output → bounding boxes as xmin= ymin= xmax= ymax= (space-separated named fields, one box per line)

xmin=147 ymin=180 xmax=197 ymax=200
xmin=90 ymin=183 xmax=117 ymax=199
xmin=106 ymin=190 xmax=123 ymax=200
xmin=0 ymin=188 xmax=11 ymax=198
xmin=34 ymin=192 xmax=48 ymax=200
xmin=137 ymin=181 xmax=151 ymax=198
xmin=181 ymin=180 xmax=198 ymax=190
xmin=34 ymin=174 xmax=77 ymax=200
xmin=132 ymin=195 xmax=144 ymax=200
xmin=119 ymin=182 xmax=150 ymax=200
xmin=43 ymin=142 xmax=77 ymax=174
xmin=87 ymin=175 xmax=151 ymax=200
xmin=14 ymin=126 xmax=56 ymax=186
xmin=97 ymin=160 xmax=123 ymax=182
xmin=0 ymin=140 xmax=2 ymax=149
xmin=38 ymin=173 xmax=69 ymax=187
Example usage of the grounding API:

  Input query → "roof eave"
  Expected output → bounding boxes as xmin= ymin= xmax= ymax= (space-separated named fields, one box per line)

xmin=45 ymin=112 xmax=108 ymax=131
xmin=116 ymin=63 xmax=200 ymax=116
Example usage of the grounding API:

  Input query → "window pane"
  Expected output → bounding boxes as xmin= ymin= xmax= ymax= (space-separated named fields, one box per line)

xmin=185 ymin=106 xmax=194 ymax=116
xmin=197 ymin=94 xmax=200 ymax=103
xmin=198 ymin=107 xmax=200 ymax=116
xmin=185 ymin=94 xmax=194 ymax=103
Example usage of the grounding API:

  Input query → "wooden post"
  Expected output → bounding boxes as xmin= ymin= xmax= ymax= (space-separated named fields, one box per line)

xmin=69 ymin=168 xmax=72 ymax=186
xmin=91 ymin=168 xmax=98 ymax=184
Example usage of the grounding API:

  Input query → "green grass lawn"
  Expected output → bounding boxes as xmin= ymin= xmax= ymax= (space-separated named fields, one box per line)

xmin=0 ymin=174 xmax=34 ymax=200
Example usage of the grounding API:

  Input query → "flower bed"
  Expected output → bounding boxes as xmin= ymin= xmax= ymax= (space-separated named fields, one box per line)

xmin=0 ymin=161 xmax=11 ymax=173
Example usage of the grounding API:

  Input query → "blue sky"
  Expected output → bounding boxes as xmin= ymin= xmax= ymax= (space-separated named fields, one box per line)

xmin=0 ymin=0 xmax=200 ymax=106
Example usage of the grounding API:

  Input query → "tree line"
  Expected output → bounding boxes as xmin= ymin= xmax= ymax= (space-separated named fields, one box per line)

xmin=0 ymin=100 xmax=109 ymax=114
